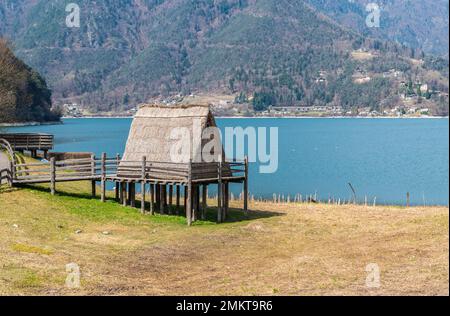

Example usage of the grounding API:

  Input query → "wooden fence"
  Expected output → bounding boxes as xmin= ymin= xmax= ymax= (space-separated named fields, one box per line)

xmin=0 ymin=133 xmax=53 ymax=156
xmin=11 ymin=154 xmax=246 ymax=191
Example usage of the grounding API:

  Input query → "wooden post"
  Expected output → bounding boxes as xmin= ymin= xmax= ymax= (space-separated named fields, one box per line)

xmin=176 ymin=185 xmax=181 ymax=214
xmin=50 ymin=157 xmax=56 ymax=195
xmin=150 ymin=184 xmax=155 ymax=215
xmin=160 ymin=185 xmax=166 ymax=214
xmin=129 ymin=183 xmax=136 ymax=207
xmin=192 ymin=185 xmax=198 ymax=222
xmin=141 ymin=156 xmax=146 ymax=214
xmin=115 ymin=154 xmax=121 ymax=200
xmin=244 ymin=156 xmax=248 ymax=215
xmin=168 ymin=185 xmax=173 ymax=214
xmin=217 ymin=156 xmax=223 ymax=223
xmin=119 ymin=181 xmax=125 ymax=205
xmin=123 ymin=182 xmax=129 ymax=206
xmin=407 ymin=192 xmax=410 ymax=208
xmin=224 ymin=182 xmax=229 ymax=220
xmin=186 ymin=160 xmax=193 ymax=226
xmin=201 ymin=185 xmax=207 ymax=220
xmin=101 ymin=152 xmax=106 ymax=202
xmin=155 ymin=184 xmax=160 ymax=212
xmin=90 ymin=154 xmax=96 ymax=197
xmin=184 ymin=186 xmax=188 ymax=215
xmin=9 ymin=159 xmax=14 ymax=187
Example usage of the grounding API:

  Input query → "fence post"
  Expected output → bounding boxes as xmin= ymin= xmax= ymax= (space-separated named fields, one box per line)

xmin=186 ymin=160 xmax=193 ymax=226
xmin=9 ymin=159 xmax=14 ymax=187
xmin=407 ymin=192 xmax=410 ymax=208
xmin=100 ymin=152 xmax=106 ymax=202
xmin=244 ymin=156 xmax=248 ymax=215
xmin=217 ymin=156 xmax=223 ymax=223
xmin=50 ymin=157 xmax=56 ymax=195
xmin=115 ymin=154 xmax=120 ymax=200
xmin=141 ymin=156 xmax=146 ymax=214
xmin=91 ymin=154 xmax=96 ymax=197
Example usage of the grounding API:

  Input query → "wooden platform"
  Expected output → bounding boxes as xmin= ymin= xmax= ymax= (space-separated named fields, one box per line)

xmin=4 ymin=151 xmax=248 ymax=225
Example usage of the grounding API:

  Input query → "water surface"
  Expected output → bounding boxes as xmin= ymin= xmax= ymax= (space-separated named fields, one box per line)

xmin=6 ymin=118 xmax=449 ymax=206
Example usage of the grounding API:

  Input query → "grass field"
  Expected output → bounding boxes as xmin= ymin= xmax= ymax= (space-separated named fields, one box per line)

xmin=0 ymin=181 xmax=448 ymax=296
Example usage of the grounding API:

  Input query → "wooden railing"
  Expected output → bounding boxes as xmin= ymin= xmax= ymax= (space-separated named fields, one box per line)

xmin=0 ymin=133 xmax=53 ymax=151
xmin=0 ymin=138 xmax=16 ymax=186
xmin=12 ymin=155 xmax=246 ymax=185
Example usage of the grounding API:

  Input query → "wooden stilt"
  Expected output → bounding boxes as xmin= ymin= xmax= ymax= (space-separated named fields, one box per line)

xmin=201 ymin=185 xmax=207 ymax=220
xmin=192 ymin=185 xmax=198 ymax=222
xmin=119 ymin=182 xmax=125 ymax=205
xmin=168 ymin=185 xmax=173 ymax=214
xmin=159 ymin=185 xmax=165 ymax=214
xmin=176 ymin=185 xmax=181 ymax=214
xmin=186 ymin=160 xmax=193 ymax=226
xmin=155 ymin=184 xmax=161 ymax=212
xmin=149 ymin=184 xmax=155 ymax=215
xmin=141 ymin=181 xmax=146 ymax=214
xmin=100 ymin=152 xmax=106 ymax=202
xmin=217 ymin=157 xmax=223 ymax=223
xmin=115 ymin=182 xmax=120 ymax=200
xmin=91 ymin=181 xmax=96 ymax=197
xmin=140 ymin=156 xmax=147 ymax=214
xmin=244 ymin=156 xmax=248 ymax=215
xmin=129 ymin=183 xmax=136 ymax=208
xmin=184 ymin=186 xmax=188 ymax=214
xmin=224 ymin=182 xmax=229 ymax=220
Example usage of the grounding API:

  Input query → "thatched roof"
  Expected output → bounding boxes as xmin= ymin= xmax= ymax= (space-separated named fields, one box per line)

xmin=122 ymin=104 xmax=223 ymax=164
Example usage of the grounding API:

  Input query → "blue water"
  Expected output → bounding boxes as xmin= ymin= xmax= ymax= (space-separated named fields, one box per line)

xmin=6 ymin=118 xmax=449 ymax=206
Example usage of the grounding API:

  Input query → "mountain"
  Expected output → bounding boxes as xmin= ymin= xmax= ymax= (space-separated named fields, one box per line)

xmin=0 ymin=0 xmax=448 ymax=115
xmin=305 ymin=0 xmax=449 ymax=57
xmin=0 ymin=38 xmax=60 ymax=123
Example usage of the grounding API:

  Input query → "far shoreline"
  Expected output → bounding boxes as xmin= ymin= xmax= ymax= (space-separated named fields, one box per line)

xmin=60 ymin=115 xmax=450 ymax=120
xmin=0 ymin=120 xmax=63 ymax=127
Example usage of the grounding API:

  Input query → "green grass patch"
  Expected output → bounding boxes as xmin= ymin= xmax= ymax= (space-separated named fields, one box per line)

xmin=11 ymin=243 xmax=52 ymax=255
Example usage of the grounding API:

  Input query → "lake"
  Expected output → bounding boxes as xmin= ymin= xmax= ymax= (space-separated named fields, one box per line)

xmin=5 ymin=117 xmax=449 ymax=206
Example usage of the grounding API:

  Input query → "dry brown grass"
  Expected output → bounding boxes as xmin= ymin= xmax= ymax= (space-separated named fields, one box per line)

xmin=0 ymin=183 xmax=448 ymax=296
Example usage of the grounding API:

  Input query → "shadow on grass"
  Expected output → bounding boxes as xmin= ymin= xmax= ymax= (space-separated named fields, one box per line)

xmin=15 ymin=184 xmax=284 ymax=224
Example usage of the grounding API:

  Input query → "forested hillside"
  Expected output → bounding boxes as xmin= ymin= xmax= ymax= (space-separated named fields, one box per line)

xmin=0 ymin=38 xmax=60 ymax=123
xmin=0 ymin=0 xmax=448 ymax=114
xmin=305 ymin=0 xmax=449 ymax=57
